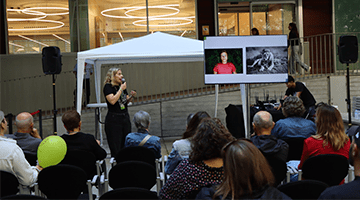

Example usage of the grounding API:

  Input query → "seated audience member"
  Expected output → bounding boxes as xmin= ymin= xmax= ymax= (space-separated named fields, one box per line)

xmin=271 ymin=96 xmax=316 ymax=140
xmin=318 ymin=128 xmax=360 ymax=199
xmin=6 ymin=112 xmax=42 ymax=154
xmin=61 ymin=110 xmax=107 ymax=160
xmin=251 ymin=111 xmax=289 ymax=163
xmin=298 ymin=104 xmax=350 ymax=169
xmin=165 ymin=111 xmax=210 ymax=174
xmin=160 ymin=118 xmax=235 ymax=199
xmin=124 ymin=110 xmax=161 ymax=159
xmin=0 ymin=111 xmax=42 ymax=186
xmin=196 ymin=140 xmax=291 ymax=199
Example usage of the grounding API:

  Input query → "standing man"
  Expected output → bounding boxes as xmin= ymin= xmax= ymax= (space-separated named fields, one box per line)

xmin=277 ymin=76 xmax=316 ymax=119
xmin=6 ymin=112 xmax=42 ymax=155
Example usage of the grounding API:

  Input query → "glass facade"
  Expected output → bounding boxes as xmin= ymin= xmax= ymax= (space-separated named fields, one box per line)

xmin=7 ymin=0 xmax=70 ymax=54
xmin=6 ymin=0 xmax=196 ymax=54
xmin=218 ymin=2 xmax=295 ymax=36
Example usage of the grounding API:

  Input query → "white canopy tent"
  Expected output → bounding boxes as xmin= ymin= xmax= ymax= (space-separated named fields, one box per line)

xmin=76 ymin=32 xmax=204 ymax=114
xmin=75 ymin=32 xmax=251 ymax=138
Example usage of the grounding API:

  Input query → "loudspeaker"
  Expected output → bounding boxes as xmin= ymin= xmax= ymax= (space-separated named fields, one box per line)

xmin=42 ymin=46 xmax=62 ymax=74
xmin=338 ymin=35 xmax=358 ymax=64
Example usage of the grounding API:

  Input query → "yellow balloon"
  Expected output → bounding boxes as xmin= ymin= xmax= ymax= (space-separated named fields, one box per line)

xmin=37 ymin=136 xmax=67 ymax=168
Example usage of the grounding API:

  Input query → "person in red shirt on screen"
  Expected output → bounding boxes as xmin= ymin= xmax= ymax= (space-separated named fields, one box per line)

xmin=213 ymin=50 xmax=237 ymax=74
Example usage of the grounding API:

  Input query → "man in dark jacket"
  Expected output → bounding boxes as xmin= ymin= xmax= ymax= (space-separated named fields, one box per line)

xmin=250 ymin=111 xmax=289 ymax=163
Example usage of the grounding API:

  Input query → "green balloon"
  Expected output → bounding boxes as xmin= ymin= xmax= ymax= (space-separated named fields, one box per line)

xmin=37 ymin=136 xmax=67 ymax=168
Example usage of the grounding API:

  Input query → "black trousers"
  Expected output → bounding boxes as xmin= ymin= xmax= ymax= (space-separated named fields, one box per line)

xmin=105 ymin=112 xmax=131 ymax=157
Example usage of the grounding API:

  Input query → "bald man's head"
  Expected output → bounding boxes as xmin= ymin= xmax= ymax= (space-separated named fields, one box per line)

xmin=16 ymin=112 xmax=33 ymax=132
xmin=253 ymin=111 xmax=274 ymax=135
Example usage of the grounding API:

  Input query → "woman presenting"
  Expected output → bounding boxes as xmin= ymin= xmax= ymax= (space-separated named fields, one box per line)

xmin=213 ymin=50 xmax=237 ymax=74
xmin=103 ymin=68 xmax=136 ymax=157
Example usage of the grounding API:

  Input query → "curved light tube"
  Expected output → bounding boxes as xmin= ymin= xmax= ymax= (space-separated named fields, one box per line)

xmin=22 ymin=7 xmax=69 ymax=16
xmin=7 ymin=9 xmax=47 ymax=21
xmin=124 ymin=5 xmax=179 ymax=19
xmin=133 ymin=18 xmax=193 ymax=27
xmin=9 ymin=19 xmax=65 ymax=31
xmin=101 ymin=4 xmax=179 ymax=19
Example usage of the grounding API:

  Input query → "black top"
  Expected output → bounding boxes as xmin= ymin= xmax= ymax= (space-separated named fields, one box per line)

xmin=250 ymin=135 xmax=289 ymax=163
xmin=288 ymin=31 xmax=299 ymax=46
xmin=196 ymin=185 xmax=291 ymax=200
xmin=61 ymin=132 xmax=107 ymax=160
xmin=285 ymin=82 xmax=316 ymax=108
xmin=103 ymin=83 xmax=128 ymax=113
xmin=318 ymin=176 xmax=360 ymax=200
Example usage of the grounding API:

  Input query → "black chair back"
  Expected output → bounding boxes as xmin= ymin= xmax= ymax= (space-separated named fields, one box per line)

xmin=24 ymin=152 xmax=37 ymax=166
xmin=283 ymin=138 xmax=305 ymax=161
xmin=277 ymin=180 xmax=329 ymax=199
xmin=60 ymin=150 xmax=97 ymax=180
xmin=302 ymin=154 xmax=349 ymax=186
xmin=265 ymin=156 xmax=287 ymax=186
xmin=99 ymin=187 xmax=158 ymax=200
xmin=37 ymin=164 xmax=87 ymax=199
xmin=1 ymin=194 xmax=47 ymax=199
xmin=0 ymin=171 xmax=19 ymax=197
xmin=109 ymin=161 xmax=156 ymax=190
xmin=115 ymin=146 xmax=156 ymax=168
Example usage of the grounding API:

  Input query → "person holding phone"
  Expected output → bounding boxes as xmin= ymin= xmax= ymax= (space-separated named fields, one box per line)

xmin=213 ymin=50 xmax=237 ymax=74
xmin=103 ymin=67 xmax=137 ymax=157
xmin=6 ymin=112 xmax=42 ymax=155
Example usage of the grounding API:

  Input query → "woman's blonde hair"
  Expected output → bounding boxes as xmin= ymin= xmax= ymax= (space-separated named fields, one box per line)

xmin=104 ymin=67 xmax=121 ymax=85
xmin=312 ymin=104 xmax=349 ymax=151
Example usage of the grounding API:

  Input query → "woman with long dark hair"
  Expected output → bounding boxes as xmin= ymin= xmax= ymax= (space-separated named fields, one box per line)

xmin=213 ymin=50 xmax=237 ymax=74
xmin=196 ymin=140 xmax=290 ymax=199
xmin=288 ymin=22 xmax=311 ymax=74
xmin=160 ymin=118 xmax=234 ymax=199
xmin=164 ymin=111 xmax=211 ymax=174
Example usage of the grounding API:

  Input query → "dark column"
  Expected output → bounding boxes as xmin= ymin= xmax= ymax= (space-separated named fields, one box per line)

xmin=197 ymin=0 xmax=216 ymax=40
xmin=68 ymin=0 xmax=90 ymax=52
xmin=0 ymin=0 xmax=8 ymax=54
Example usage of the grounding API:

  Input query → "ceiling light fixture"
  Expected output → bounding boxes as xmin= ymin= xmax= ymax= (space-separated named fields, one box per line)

xmin=9 ymin=42 xmax=24 ymax=48
xmin=124 ymin=5 xmax=180 ymax=19
xmin=101 ymin=4 xmax=179 ymax=19
xmin=52 ymin=34 xmax=70 ymax=44
xmin=7 ymin=9 xmax=47 ymax=21
xmin=22 ymin=7 xmax=69 ymax=16
xmin=118 ymin=32 xmax=124 ymax=41
xmin=180 ymin=30 xmax=187 ymax=37
xmin=9 ymin=19 xmax=65 ymax=31
xmin=133 ymin=18 xmax=193 ymax=27
xmin=17 ymin=35 xmax=49 ymax=47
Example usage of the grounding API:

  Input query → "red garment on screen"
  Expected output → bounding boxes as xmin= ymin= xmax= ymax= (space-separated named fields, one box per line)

xmin=213 ymin=63 xmax=236 ymax=74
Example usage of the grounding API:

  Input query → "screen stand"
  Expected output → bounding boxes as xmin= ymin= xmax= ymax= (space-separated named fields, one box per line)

xmin=241 ymin=84 xmax=251 ymax=138
xmin=214 ymin=84 xmax=219 ymax=117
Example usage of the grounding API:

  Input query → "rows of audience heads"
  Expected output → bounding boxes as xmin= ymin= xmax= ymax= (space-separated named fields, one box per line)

xmin=0 ymin=96 xmax=352 ymax=199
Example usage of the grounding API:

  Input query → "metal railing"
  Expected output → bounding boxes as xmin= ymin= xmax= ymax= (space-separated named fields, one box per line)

xmin=291 ymin=32 xmax=360 ymax=80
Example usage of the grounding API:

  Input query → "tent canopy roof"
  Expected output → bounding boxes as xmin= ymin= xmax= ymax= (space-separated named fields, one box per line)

xmin=78 ymin=32 xmax=204 ymax=62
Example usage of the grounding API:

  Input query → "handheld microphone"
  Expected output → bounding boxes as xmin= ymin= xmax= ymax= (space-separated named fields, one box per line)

xmin=121 ymin=78 xmax=126 ymax=83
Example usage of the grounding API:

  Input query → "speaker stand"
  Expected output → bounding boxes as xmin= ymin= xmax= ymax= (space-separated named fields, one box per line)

xmin=346 ymin=63 xmax=352 ymax=126
xmin=52 ymin=74 xmax=58 ymax=135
